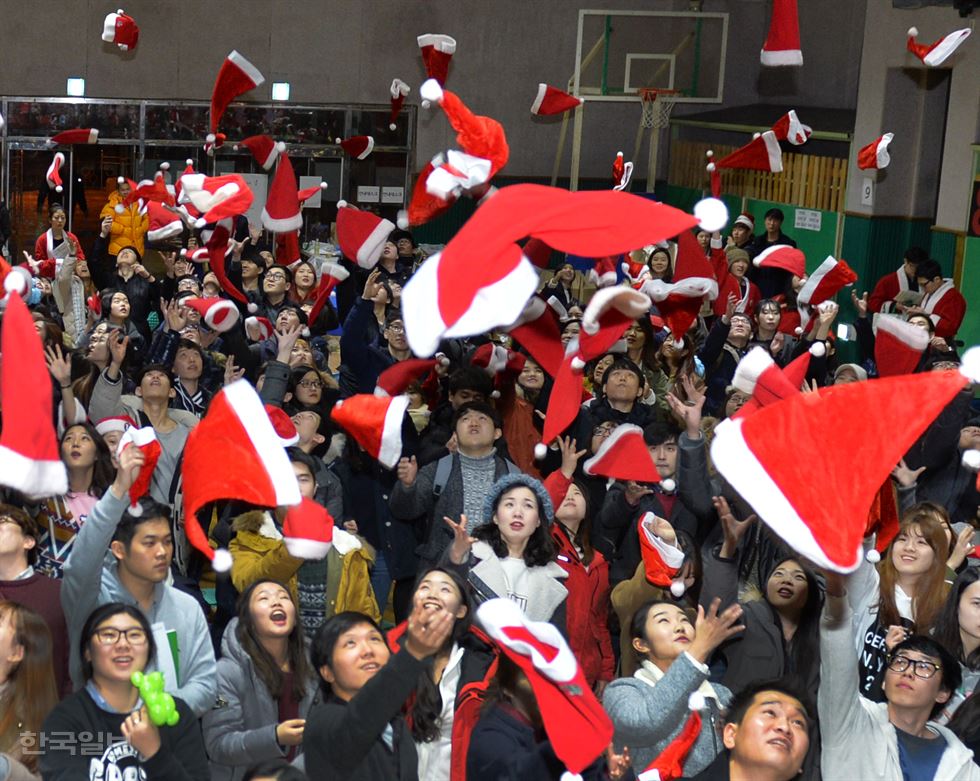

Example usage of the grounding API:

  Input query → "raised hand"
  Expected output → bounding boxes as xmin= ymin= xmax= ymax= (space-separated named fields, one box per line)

xmin=712 ymin=495 xmax=756 ymax=558
xmin=274 ymin=322 xmax=303 ymax=363
xmin=403 ymin=600 xmax=455 ymax=660
xmin=111 ymin=445 xmax=146 ymax=498
xmin=45 ymin=344 xmax=72 ymax=388
xmin=396 ymin=456 xmax=418 ymax=487
xmin=724 ymin=292 xmax=737 ymax=322
xmin=556 ymin=436 xmax=586 ymax=479
xmin=108 ymin=330 xmax=129 ymax=369
xmin=444 ymin=515 xmax=476 ymax=565
xmin=100 ymin=216 xmax=114 ymax=238
xmin=688 ymin=598 xmax=745 ymax=664
xmin=120 ymin=706 xmax=161 ymax=759
xmin=223 ymin=355 xmax=245 ymax=386
xmin=624 ymin=481 xmax=654 ymax=507
xmin=361 ymin=268 xmax=383 ymax=301
xmin=891 ymin=458 xmax=925 ymax=488
xmin=850 ymin=290 xmax=869 ymax=318
xmin=642 ymin=513 xmax=677 ymax=546
xmin=948 ymin=526 xmax=975 ymax=570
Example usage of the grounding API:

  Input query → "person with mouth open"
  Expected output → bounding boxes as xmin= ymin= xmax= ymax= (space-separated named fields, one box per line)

xmin=39 ymin=602 xmax=209 ymax=780
xmin=818 ymin=570 xmax=980 ymax=781
xmin=443 ymin=473 xmax=569 ymax=631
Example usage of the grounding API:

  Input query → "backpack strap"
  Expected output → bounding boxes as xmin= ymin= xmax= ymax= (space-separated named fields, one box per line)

xmin=432 ymin=453 xmax=455 ymax=499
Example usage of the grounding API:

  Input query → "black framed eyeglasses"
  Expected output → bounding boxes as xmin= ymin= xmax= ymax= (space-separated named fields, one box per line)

xmin=95 ymin=627 xmax=148 ymax=646
xmin=887 ymin=654 xmax=941 ymax=679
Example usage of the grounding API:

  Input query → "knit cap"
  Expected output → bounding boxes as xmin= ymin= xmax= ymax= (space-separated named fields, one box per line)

xmin=481 ymin=472 xmax=555 ymax=526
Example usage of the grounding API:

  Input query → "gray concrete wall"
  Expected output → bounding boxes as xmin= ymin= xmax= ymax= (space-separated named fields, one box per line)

xmin=0 ymin=0 xmax=867 ymax=180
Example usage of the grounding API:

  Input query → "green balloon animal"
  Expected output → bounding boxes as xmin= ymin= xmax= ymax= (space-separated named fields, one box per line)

xmin=131 ymin=671 xmax=180 ymax=727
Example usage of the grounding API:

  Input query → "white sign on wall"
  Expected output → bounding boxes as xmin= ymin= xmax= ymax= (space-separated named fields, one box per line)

xmin=861 ymin=177 xmax=874 ymax=207
xmin=357 ymin=186 xmax=380 ymax=203
xmin=794 ymin=208 xmax=822 ymax=232
xmin=238 ymin=173 xmax=269 ymax=230
xmin=381 ymin=186 xmax=405 ymax=204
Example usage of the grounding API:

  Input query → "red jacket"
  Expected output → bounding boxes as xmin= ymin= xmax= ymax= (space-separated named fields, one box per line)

xmin=544 ymin=471 xmax=616 ymax=686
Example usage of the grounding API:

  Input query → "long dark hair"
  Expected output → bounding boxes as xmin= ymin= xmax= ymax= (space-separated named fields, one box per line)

xmin=60 ymin=422 xmax=115 ymax=496
xmin=473 ymin=514 xmax=556 ymax=568
xmin=409 ymin=568 xmax=474 ymax=743
xmin=948 ymin=689 xmax=980 ymax=751
xmin=236 ymin=580 xmax=314 ymax=702
xmin=765 ymin=555 xmax=823 ymax=684
xmin=934 ymin=567 xmax=980 ymax=671
xmin=553 ymin=479 xmax=595 ymax=566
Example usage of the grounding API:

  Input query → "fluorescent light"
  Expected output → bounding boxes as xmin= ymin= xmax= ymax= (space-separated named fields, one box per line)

xmin=271 ymin=82 xmax=290 ymax=101
xmin=66 ymin=78 xmax=85 ymax=97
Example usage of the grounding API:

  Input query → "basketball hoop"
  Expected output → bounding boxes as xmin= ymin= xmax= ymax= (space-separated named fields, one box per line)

xmin=639 ymin=88 xmax=679 ymax=130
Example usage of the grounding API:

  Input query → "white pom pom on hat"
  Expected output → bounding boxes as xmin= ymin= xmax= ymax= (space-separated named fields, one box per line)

xmin=809 ymin=341 xmax=826 ymax=358
xmin=959 ymin=347 xmax=980 ymax=384
xmin=128 ymin=502 xmax=143 ymax=517
xmin=247 ymin=302 xmax=258 ymax=314
xmin=117 ymin=176 xmax=125 ymax=184
xmin=688 ymin=691 xmax=706 ymax=711
xmin=694 ymin=197 xmax=728 ymax=232
xmin=396 ymin=210 xmax=409 ymax=230
xmin=212 ymin=548 xmax=233 ymax=573
xmin=908 ymin=26 xmax=919 ymax=37
xmin=865 ymin=549 xmax=881 ymax=564
xmin=159 ymin=161 xmax=170 ymax=170
xmin=962 ymin=449 xmax=980 ymax=471
xmin=389 ymin=123 xmax=398 ymax=131
xmin=114 ymin=204 xmax=124 ymax=214
xmin=670 ymin=579 xmax=687 ymax=597
xmin=336 ymin=200 xmax=348 ymax=209
xmin=534 ymin=443 xmax=548 ymax=460
xmin=3 ymin=267 xmax=30 ymax=296
xmin=661 ymin=478 xmax=676 ymax=493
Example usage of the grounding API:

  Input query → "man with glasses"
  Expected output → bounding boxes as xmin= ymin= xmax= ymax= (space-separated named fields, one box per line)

xmin=259 ymin=265 xmax=292 ymax=322
xmin=62 ymin=444 xmax=216 ymax=717
xmin=819 ymin=571 xmax=980 ymax=780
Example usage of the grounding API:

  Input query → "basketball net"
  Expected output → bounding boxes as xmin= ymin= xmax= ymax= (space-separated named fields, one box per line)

xmin=640 ymin=88 xmax=678 ymax=130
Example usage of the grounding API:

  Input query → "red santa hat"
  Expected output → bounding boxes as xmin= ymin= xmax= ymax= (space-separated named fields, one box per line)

xmin=336 ymin=203 xmax=395 ymax=270
xmin=375 ymin=358 xmax=442 ymax=398
xmin=476 ymin=598 xmax=614 ymax=778
xmin=621 ymin=256 xmax=652 ymax=288
xmin=210 ymin=51 xmax=265 ymax=136
xmin=331 ymin=394 xmax=410 ymax=469
xmin=588 ymin=256 xmax=619 ymax=288
xmin=857 ymin=133 xmax=894 ymax=170
xmin=282 ymin=497 xmax=359 ymax=560
xmin=707 ymin=131 xmax=783 ymax=197
xmin=297 ymin=181 xmax=328 ymax=205
xmin=274 ymin=231 xmax=301 ymax=268
xmin=710 ymin=356 xmax=978 ymax=572
xmin=235 ymin=135 xmax=284 ymax=170
xmin=753 ymin=244 xmax=806 ymax=278
xmin=580 ymin=286 xmax=650 ymax=359
xmin=531 ymin=84 xmax=582 ymax=116
xmin=761 ymin=0 xmax=802 ymax=66
xmin=182 ymin=379 xmax=302 ymax=572
xmin=505 ymin=297 xmax=565 ymax=379
xmin=0 ymin=291 xmax=68 ymax=498
xmin=906 ymin=26 xmax=972 ymax=67
xmin=179 ymin=173 xmax=254 ymax=227
xmin=874 ymin=315 xmax=930 ymax=378
xmin=643 ymin=231 xmax=719 ymax=347
xmin=730 ymin=345 xmax=823 ymax=418
xmin=637 ymin=513 xmax=686 ymax=596
xmin=245 ymin=315 xmax=274 ymax=342
xmin=115 ymin=426 xmax=161 ymax=515
xmin=262 ymin=153 xmax=303 ymax=233
xmin=182 ymin=296 xmax=240 ymax=332
xmin=336 ymin=136 xmax=374 ymax=160
xmin=50 ymin=128 xmax=99 ymax=145
xmin=401 ymin=184 xmax=698 ymax=357
xmin=95 ymin=415 xmax=136 ymax=437
xmin=46 ymin=152 xmax=65 ymax=193
xmin=470 ymin=343 xmax=525 ymax=378
xmin=265 ymin=405 xmax=299 ymax=447
xmin=612 ymin=151 xmax=634 ymax=191
xmin=797 ymin=255 xmax=857 ymax=307
xmin=534 ymin=346 xmax=590 ymax=460
xmin=102 ymin=9 xmax=139 ymax=51
xmin=425 ymin=150 xmax=493 ymax=202
xmin=417 ymin=34 xmax=457 ymax=93
xmin=307 ymin=262 xmax=350 ymax=327
xmin=202 ymin=221 xmax=257 ymax=314
xmin=863 ymin=481 xmax=902 ymax=564
xmin=637 ymin=693 xmax=706 ymax=781
xmin=389 ymin=79 xmax=411 ymax=130
xmin=770 ymin=110 xmax=811 ymax=145
xmin=584 ymin=424 xmax=662 ymax=484
xmin=145 ymin=202 xmax=183 ymax=243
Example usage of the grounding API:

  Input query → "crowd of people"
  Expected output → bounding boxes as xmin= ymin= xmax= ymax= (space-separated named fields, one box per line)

xmin=0 ymin=174 xmax=975 ymax=781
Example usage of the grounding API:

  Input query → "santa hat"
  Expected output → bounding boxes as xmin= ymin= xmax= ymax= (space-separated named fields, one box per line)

xmin=297 ymin=181 xmax=328 ymax=205
xmin=401 ymin=185 xmax=698 ymax=358
xmin=115 ymin=427 xmax=161 ymax=515
xmin=282 ymin=497 xmax=355 ymax=559
xmin=643 ymin=231 xmax=719 ymax=347
xmin=210 ymin=51 xmax=265 ymax=136
xmin=710 ymin=356 xmax=978 ymax=572
xmin=145 ymin=202 xmax=184 ymax=242
xmin=770 ymin=110 xmax=811 ymax=145
xmin=797 ymin=256 xmax=857 ymax=307
xmin=0 ymin=291 xmax=68 ymax=498
xmin=731 ymin=345 xmax=825 ymax=419
xmin=336 ymin=203 xmax=395 ymax=269
xmin=307 ymin=262 xmax=350 ymax=326
xmin=476 ymin=598 xmax=614 ymax=778
xmin=707 ymin=132 xmax=783 ymax=197
xmin=733 ymin=213 xmax=755 ymax=231
xmin=638 ymin=693 xmax=706 ymax=781
xmin=182 ymin=379 xmax=302 ymax=572
xmin=102 ymin=9 xmax=139 ymax=51
xmin=638 ymin=513 xmax=686 ymax=596
xmin=753 ymin=244 xmax=806 ymax=278
xmin=95 ymin=415 xmax=136 ymax=437
xmin=336 ymin=136 xmax=374 ymax=160
xmin=531 ymin=83 xmax=582 ymax=116
xmin=245 ymin=315 xmax=274 ymax=342
xmin=202 ymin=221 xmax=257 ymax=313
xmin=46 ymin=153 xmax=65 ymax=193
xmin=874 ymin=315 xmax=929 ymax=378
xmin=389 ymin=78 xmax=411 ymax=130
xmin=612 ymin=152 xmax=634 ymax=191
xmin=330 ymin=394 xmax=410 ymax=469
xmin=235 ymin=135 xmax=284 ymax=170
xmin=584 ymin=424 xmax=662 ymax=484
xmin=534 ymin=346 xmax=590 ymax=459
xmin=417 ymin=34 xmax=457 ymax=92
xmin=505 ymin=297 xmax=565 ymax=378
xmin=523 ymin=238 xmax=554 ymax=269
xmin=265 ymin=405 xmax=299 ymax=447
xmin=580 ymin=286 xmax=650 ymax=359
xmin=863 ymin=480 xmax=902 ymax=564
xmin=179 ymin=173 xmax=254 ymax=227
xmin=182 ymin=296 xmax=240 ymax=332
xmin=375 ymin=358 xmax=443 ymax=397
xmin=50 ymin=128 xmax=99 ymax=145
xmin=906 ymin=26 xmax=972 ymax=67
xmin=857 ymin=133 xmax=894 ymax=170
xmin=262 ymin=153 xmax=303 ymax=232
xmin=622 ymin=256 xmax=652 ymax=288
xmin=586 ymin=256 xmax=618 ymax=288
xmin=274 ymin=231 xmax=301 ymax=268
xmin=761 ymin=0 xmax=802 ymax=66
xmin=425 ymin=151 xmax=493 ymax=201
xmin=471 ymin=343 xmax=524 ymax=378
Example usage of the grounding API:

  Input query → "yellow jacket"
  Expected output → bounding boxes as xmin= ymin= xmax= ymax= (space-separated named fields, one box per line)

xmin=335 ymin=544 xmax=381 ymax=622
xmin=100 ymin=191 xmax=147 ymax=256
